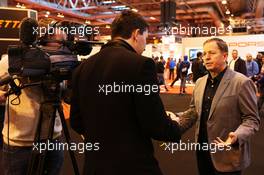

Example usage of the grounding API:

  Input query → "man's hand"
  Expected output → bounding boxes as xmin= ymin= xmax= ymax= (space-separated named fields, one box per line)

xmin=214 ymin=132 xmax=238 ymax=146
xmin=166 ymin=111 xmax=180 ymax=123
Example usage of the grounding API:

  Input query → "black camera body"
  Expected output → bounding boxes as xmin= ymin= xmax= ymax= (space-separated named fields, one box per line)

xmin=6 ymin=44 xmax=80 ymax=103
xmin=7 ymin=44 xmax=79 ymax=82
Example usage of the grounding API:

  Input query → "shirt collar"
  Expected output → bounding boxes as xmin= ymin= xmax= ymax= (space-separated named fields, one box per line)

xmin=208 ymin=67 xmax=227 ymax=83
xmin=101 ymin=39 xmax=137 ymax=53
xmin=233 ymin=57 xmax=239 ymax=61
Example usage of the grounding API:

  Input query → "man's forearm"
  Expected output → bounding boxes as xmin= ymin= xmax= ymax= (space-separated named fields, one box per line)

xmin=176 ymin=108 xmax=198 ymax=134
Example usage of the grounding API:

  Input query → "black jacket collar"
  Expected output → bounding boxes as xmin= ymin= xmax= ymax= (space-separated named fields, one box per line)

xmin=101 ymin=39 xmax=137 ymax=53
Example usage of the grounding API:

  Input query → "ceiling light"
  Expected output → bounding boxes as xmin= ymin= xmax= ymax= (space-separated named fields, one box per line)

xmin=106 ymin=25 xmax=111 ymax=28
xmin=112 ymin=5 xmax=126 ymax=9
xmin=132 ymin=8 xmax=138 ymax=12
xmin=102 ymin=1 xmax=116 ymax=5
xmin=46 ymin=11 xmax=50 ymax=15
xmin=57 ymin=13 xmax=64 ymax=18
xmin=16 ymin=3 xmax=21 ymax=8
xmin=45 ymin=14 xmax=49 ymax=18
xmin=225 ymin=9 xmax=230 ymax=15
xmin=150 ymin=17 xmax=156 ymax=20
xmin=85 ymin=20 xmax=91 ymax=25
xmin=111 ymin=5 xmax=130 ymax=11
xmin=21 ymin=4 xmax=26 ymax=9
xmin=231 ymin=14 xmax=234 ymax=17
xmin=222 ymin=0 xmax=227 ymax=5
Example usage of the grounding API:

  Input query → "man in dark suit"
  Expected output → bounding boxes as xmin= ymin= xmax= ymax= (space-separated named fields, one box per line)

xmin=191 ymin=52 xmax=207 ymax=83
xmin=229 ymin=49 xmax=247 ymax=76
xmin=255 ymin=53 xmax=263 ymax=74
xmin=177 ymin=38 xmax=260 ymax=175
xmin=70 ymin=10 xmax=183 ymax=175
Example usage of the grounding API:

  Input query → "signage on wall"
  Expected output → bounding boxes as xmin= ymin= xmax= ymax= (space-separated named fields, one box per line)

xmin=238 ymin=42 xmax=248 ymax=47
xmin=0 ymin=7 xmax=37 ymax=40
xmin=0 ymin=7 xmax=37 ymax=56
xmin=229 ymin=42 xmax=237 ymax=46
xmin=248 ymin=42 xmax=256 ymax=46
xmin=229 ymin=41 xmax=262 ymax=47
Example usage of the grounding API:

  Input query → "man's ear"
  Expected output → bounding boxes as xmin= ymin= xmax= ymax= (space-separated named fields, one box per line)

xmin=132 ymin=29 xmax=140 ymax=41
xmin=223 ymin=52 xmax=228 ymax=62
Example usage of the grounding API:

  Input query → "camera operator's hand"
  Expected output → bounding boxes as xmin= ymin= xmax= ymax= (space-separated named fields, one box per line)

xmin=0 ymin=90 xmax=6 ymax=103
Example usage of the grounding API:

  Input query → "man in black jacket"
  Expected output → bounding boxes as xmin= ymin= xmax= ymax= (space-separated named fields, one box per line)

xmin=191 ymin=52 xmax=207 ymax=83
xmin=70 ymin=10 xmax=182 ymax=175
xmin=229 ymin=49 xmax=247 ymax=76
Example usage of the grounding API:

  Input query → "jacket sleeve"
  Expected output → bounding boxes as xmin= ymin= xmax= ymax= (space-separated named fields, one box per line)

xmin=239 ymin=59 xmax=248 ymax=76
xmin=234 ymin=79 xmax=260 ymax=143
xmin=187 ymin=62 xmax=190 ymax=69
xmin=259 ymin=101 xmax=264 ymax=118
xmin=176 ymin=93 xmax=198 ymax=134
xmin=70 ymin=64 xmax=85 ymax=134
xmin=134 ymin=58 xmax=181 ymax=142
xmin=191 ymin=61 xmax=195 ymax=72
xmin=253 ymin=61 xmax=259 ymax=76
xmin=0 ymin=55 xmax=9 ymax=104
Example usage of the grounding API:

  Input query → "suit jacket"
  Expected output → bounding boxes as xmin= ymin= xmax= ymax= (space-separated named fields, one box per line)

xmin=180 ymin=68 xmax=260 ymax=172
xmin=234 ymin=57 xmax=247 ymax=76
xmin=70 ymin=39 xmax=181 ymax=175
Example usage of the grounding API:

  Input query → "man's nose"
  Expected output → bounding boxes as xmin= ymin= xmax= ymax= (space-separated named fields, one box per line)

xmin=203 ymin=54 xmax=210 ymax=60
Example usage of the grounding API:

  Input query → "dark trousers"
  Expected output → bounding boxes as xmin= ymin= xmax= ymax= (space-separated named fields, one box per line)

xmin=196 ymin=150 xmax=241 ymax=175
xmin=0 ymin=105 xmax=5 ymax=148
xmin=169 ymin=69 xmax=174 ymax=80
xmin=180 ymin=76 xmax=187 ymax=93
xmin=157 ymin=73 xmax=168 ymax=90
xmin=170 ymin=73 xmax=179 ymax=87
xmin=2 ymin=142 xmax=64 ymax=175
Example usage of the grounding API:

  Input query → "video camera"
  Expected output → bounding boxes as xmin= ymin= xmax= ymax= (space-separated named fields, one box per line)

xmin=0 ymin=18 xmax=99 ymax=101
xmin=6 ymin=18 xmax=96 ymax=81
xmin=7 ymin=44 xmax=80 ymax=82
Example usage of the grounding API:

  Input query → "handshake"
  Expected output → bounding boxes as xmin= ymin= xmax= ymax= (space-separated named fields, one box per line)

xmin=166 ymin=111 xmax=180 ymax=123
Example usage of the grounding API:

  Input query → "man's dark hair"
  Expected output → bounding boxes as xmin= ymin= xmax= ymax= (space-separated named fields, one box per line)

xmin=203 ymin=38 xmax=228 ymax=53
xmin=197 ymin=52 xmax=202 ymax=58
xmin=19 ymin=18 xmax=38 ymax=45
xmin=111 ymin=10 xmax=149 ymax=39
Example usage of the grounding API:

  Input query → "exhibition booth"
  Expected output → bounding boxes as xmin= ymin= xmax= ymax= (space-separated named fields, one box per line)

xmin=146 ymin=34 xmax=264 ymax=62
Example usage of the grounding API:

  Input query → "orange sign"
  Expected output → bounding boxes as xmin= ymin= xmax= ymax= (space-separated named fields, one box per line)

xmin=229 ymin=42 xmax=237 ymax=46
xmin=0 ymin=20 xmax=21 ymax=29
xmin=238 ymin=42 xmax=248 ymax=47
